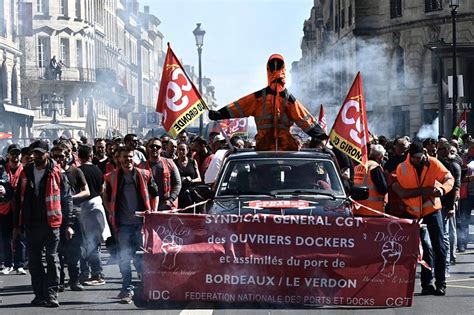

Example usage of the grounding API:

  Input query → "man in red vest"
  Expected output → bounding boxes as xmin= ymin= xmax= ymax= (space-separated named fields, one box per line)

xmin=13 ymin=140 xmax=73 ymax=307
xmin=139 ymin=138 xmax=181 ymax=210
xmin=0 ymin=144 xmax=26 ymax=275
xmin=103 ymin=146 xmax=158 ymax=304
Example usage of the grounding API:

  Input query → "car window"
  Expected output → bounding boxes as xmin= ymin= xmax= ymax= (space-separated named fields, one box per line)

xmin=216 ymin=158 xmax=345 ymax=197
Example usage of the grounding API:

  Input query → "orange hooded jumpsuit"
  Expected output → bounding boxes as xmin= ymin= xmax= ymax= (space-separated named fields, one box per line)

xmin=209 ymin=54 xmax=326 ymax=151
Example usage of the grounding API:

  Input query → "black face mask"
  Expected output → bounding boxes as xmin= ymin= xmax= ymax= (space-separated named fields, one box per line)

xmin=268 ymin=58 xmax=284 ymax=72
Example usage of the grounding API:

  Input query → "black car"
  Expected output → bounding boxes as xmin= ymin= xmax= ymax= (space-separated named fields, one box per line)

xmin=196 ymin=150 xmax=367 ymax=216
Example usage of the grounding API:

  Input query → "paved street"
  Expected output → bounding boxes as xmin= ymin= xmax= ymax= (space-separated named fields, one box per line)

xmin=1 ymin=243 xmax=474 ymax=314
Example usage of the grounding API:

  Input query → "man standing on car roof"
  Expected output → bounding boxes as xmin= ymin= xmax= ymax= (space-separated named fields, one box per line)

xmin=208 ymin=54 xmax=327 ymax=151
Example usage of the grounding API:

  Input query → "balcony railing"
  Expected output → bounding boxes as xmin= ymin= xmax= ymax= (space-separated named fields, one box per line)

xmin=24 ymin=66 xmax=96 ymax=82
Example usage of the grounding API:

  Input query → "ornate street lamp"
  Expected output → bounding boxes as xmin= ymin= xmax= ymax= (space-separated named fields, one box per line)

xmin=450 ymin=0 xmax=459 ymax=133
xmin=49 ymin=93 xmax=64 ymax=124
xmin=193 ymin=23 xmax=206 ymax=137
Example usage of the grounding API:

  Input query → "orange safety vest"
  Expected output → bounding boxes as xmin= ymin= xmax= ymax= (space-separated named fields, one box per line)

xmin=353 ymin=160 xmax=385 ymax=216
xmin=138 ymin=158 xmax=178 ymax=208
xmin=224 ymin=55 xmax=317 ymax=151
xmin=104 ymin=167 xmax=154 ymax=232
xmin=396 ymin=154 xmax=454 ymax=219
xmin=0 ymin=164 xmax=23 ymax=215
xmin=18 ymin=164 xmax=63 ymax=228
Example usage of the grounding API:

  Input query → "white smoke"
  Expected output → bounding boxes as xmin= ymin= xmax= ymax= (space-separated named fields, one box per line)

xmin=416 ymin=117 xmax=439 ymax=140
xmin=290 ymin=36 xmax=407 ymax=138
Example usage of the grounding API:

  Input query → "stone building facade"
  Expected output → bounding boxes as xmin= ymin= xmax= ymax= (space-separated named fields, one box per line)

xmin=14 ymin=0 xmax=215 ymax=140
xmin=293 ymin=0 xmax=474 ymax=138
xmin=0 ymin=0 xmax=34 ymax=142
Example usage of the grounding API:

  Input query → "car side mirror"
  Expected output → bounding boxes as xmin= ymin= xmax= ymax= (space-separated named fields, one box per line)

xmin=351 ymin=186 xmax=369 ymax=201
xmin=190 ymin=184 xmax=212 ymax=202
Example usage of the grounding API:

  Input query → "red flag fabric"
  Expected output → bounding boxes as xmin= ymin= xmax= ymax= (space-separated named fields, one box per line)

xmin=329 ymin=72 xmax=370 ymax=168
xmin=0 ymin=132 xmax=12 ymax=139
xmin=318 ymin=104 xmax=327 ymax=134
xmin=156 ymin=44 xmax=208 ymax=137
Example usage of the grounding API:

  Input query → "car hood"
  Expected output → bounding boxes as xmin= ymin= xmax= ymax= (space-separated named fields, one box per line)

xmin=206 ymin=196 xmax=349 ymax=216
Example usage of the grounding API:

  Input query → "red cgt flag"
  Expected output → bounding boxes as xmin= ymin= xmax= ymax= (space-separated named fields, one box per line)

xmin=329 ymin=72 xmax=370 ymax=168
xmin=318 ymin=104 xmax=327 ymax=134
xmin=156 ymin=44 xmax=208 ymax=137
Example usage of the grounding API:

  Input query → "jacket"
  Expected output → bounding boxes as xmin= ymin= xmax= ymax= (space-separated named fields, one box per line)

xmin=138 ymin=158 xmax=181 ymax=208
xmin=15 ymin=159 xmax=73 ymax=228
xmin=104 ymin=167 xmax=158 ymax=232
xmin=396 ymin=154 xmax=454 ymax=219
xmin=213 ymin=54 xmax=326 ymax=151
xmin=353 ymin=160 xmax=386 ymax=216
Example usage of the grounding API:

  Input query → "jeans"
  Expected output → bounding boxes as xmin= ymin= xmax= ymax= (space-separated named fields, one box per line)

xmin=117 ymin=224 xmax=143 ymax=292
xmin=59 ymin=219 xmax=83 ymax=284
xmin=25 ymin=225 xmax=60 ymax=299
xmin=79 ymin=205 xmax=105 ymax=277
xmin=442 ymin=207 xmax=457 ymax=272
xmin=420 ymin=210 xmax=447 ymax=288
xmin=0 ymin=211 xmax=26 ymax=268
xmin=457 ymin=196 xmax=474 ymax=249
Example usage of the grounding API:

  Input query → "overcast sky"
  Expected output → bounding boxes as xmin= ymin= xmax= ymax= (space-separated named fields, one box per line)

xmin=139 ymin=0 xmax=314 ymax=107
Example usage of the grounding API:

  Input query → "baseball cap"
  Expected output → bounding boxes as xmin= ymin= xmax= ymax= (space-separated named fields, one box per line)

xmin=212 ymin=134 xmax=226 ymax=144
xmin=7 ymin=144 xmax=21 ymax=154
xmin=409 ymin=142 xmax=424 ymax=158
xmin=29 ymin=140 xmax=49 ymax=153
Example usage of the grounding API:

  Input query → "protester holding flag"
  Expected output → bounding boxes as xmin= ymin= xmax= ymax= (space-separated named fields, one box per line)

xmin=208 ymin=54 xmax=327 ymax=151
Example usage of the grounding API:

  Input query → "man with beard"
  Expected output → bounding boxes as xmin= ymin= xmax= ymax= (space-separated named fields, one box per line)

xmin=139 ymin=138 xmax=181 ymax=210
xmin=103 ymin=146 xmax=158 ymax=304
xmin=51 ymin=144 xmax=90 ymax=291
xmin=13 ymin=140 xmax=73 ymax=307
xmin=92 ymin=138 xmax=107 ymax=171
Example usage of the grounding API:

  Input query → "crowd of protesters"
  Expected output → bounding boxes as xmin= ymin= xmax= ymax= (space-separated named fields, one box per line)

xmin=0 ymin=128 xmax=473 ymax=306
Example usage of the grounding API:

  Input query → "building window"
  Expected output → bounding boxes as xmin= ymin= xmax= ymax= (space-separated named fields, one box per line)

xmin=0 ymin=0 xmax=5 ymax=37
xmin=425 ymin=0 xmax=442 ymax=12
xmin=41 ymin=94 xmax=49 ymax=116
xmin=60 ymin=0 xmax=68 ymax=16
xmin=76 ymin=40 xmax=82 ymax=68
xmin=59 ymin=38 xmax=70 ymax=66
xmin=395 ymin=47 xmax=405 ymax=87
xmin=75 ymin=0 xmax=81 ymax=19
xmin=341 ymin=8 xmax=345 ymax=29
xmin=36 ymin=0 xmax=47 ymax=14
xmin=37 ymin=36 xmax=49 ymax=68
xmin=390 ymin=0 xmax=402 ymax=18
xmin=11 ymin=65 xmax=18 ymax=105
xmin=348 ymin=5 xmax=352 ymax=26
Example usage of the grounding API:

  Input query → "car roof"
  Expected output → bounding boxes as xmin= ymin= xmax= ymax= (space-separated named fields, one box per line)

xmin=225 ymin=150 xmax=334 ymax=161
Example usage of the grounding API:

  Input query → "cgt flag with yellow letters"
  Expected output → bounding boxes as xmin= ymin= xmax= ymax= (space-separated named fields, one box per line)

xmin=156 ymin=43 xmax=208 ymax=137
xmin=329 ymin=72 xmax=370 ymax=168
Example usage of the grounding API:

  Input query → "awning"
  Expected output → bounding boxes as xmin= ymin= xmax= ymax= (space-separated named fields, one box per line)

xmin=33 ymin=122 xmax=83 ymax=131
xmin=3 ymin=104 xmax=35 ymax=117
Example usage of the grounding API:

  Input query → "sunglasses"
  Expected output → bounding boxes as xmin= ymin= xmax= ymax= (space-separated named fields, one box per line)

xmin=53 ymin=154 xmax=65 ymax=159
xmin=149 ymin=144 xmax=162 ymax=150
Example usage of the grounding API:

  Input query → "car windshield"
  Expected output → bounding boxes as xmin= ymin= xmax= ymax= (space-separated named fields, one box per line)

xmin=216 ymin=158 xmax=345 ymax=197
